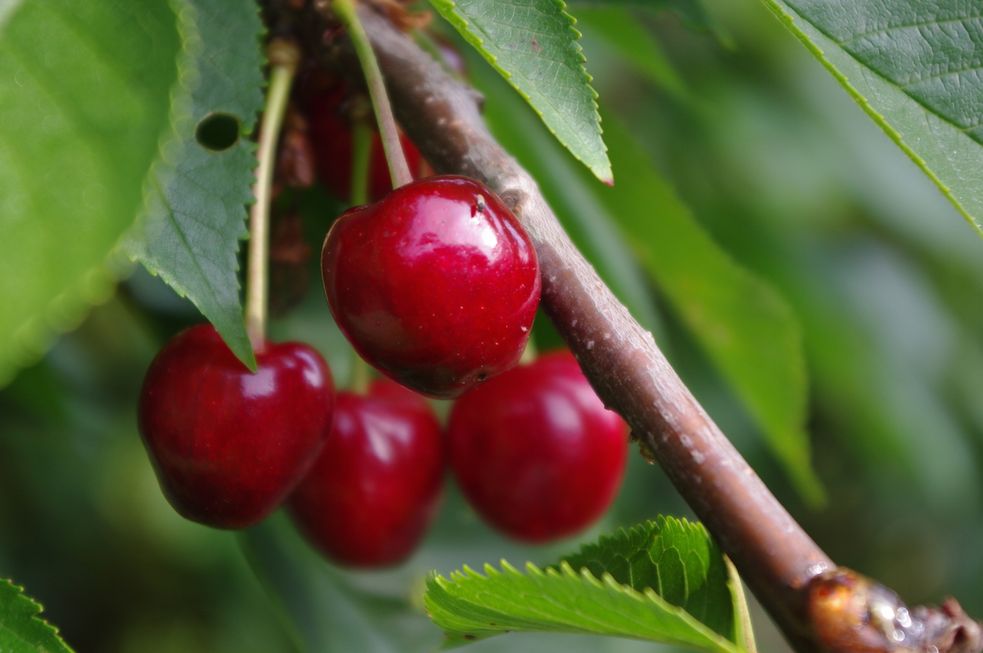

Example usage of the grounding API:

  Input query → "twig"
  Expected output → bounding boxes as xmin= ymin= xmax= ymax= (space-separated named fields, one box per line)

xmin=353 ymin=7 xmax=983 ymax=653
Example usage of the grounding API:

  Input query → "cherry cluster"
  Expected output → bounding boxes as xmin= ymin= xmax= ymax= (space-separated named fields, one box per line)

xmin=137 ymin=56 xmax=628 ymax=568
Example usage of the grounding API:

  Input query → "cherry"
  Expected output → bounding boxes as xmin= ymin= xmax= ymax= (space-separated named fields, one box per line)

xmin=448 ymin=351 xmax=627 ymax=543
xmin=288 ymin=378 xmax=444 ymax=567
xmin=322 ymin=175 xmax=541 ymax=398
xmin=138 ymin=324 xmax=334 ymax=529
xmin=305 ymin=85 xmax=428 ymax=201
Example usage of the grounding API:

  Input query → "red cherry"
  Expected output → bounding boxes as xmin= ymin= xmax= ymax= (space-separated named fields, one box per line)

xmin=321 ymin=175 xmax=541 ymax=398
xmin=288 ymin=379 xmax=444 ymax=567
xmin=138 ymin=324 xmax=334 ymax=529
xmin=448 ymin=351 xmax=628 ymax=543
xmin=305 ymin=87 xmax=428 ymax=202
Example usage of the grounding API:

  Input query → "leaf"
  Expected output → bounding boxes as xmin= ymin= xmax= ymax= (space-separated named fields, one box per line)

xmin=559 ymin=517 xmax=738 ymax=641
xmin=428 ymin=0 xmax=612 ymax=183
xmin=0 ymin=0 xmax=181 ymax=385
xmin=761 ymin=0 xmax=983 ymax=234
xmin=597 ymin=114 xmax=824 ymax=505
xmin=424 ymin=517 xmax=744 ymax=652
xmin=0 ymin=578 xmax=73 ymax=653
xmin=122 ymin=0 xmax=265 ymax=368
xmin=724 ymin=558 xmax=757 ymax=653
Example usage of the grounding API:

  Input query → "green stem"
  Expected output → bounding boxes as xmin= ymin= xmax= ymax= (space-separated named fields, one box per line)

xmin=350 ymin=354 xmax=372 ymax=394
xmin=333 ymin=0 xmax=412 ymax=188
xmin=350 ymin=117 xmax=373 ymax=205
xmin=519 ymin=337 xmax=538 ymax=365
xmin=246 ymin=40 xmax=299 ymax=350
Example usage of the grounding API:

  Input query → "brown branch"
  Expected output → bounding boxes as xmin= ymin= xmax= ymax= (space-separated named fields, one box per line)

xmin=356 ymin=5 xmax=825 ymax=645
xmin=351 ymin=8 xmax=983 ymax=653
xmin=266 ymin=1 xmax=981 ymax=649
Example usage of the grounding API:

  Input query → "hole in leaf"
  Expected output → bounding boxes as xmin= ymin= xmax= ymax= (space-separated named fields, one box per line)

xmin=195 ymin=113 xmax=240 ymax=151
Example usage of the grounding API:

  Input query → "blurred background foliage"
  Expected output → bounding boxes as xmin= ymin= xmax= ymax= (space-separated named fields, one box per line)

xmin=1 ymin=2 xmax=981 ymax=652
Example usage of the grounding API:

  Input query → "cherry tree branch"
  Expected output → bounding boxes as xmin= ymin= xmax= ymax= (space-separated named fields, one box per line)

xmin=351 ymin=8 xmax=982 ymax=653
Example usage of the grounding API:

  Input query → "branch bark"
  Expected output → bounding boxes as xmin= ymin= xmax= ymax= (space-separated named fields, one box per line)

xmin=317 ymin=6 xmax=979 ymax=652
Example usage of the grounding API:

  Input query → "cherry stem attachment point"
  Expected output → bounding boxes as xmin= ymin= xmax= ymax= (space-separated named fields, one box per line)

xmin=246 ymin=39 xmax=299 ymax=351
xmin=333 ymin=0 xmax=412 ymax=189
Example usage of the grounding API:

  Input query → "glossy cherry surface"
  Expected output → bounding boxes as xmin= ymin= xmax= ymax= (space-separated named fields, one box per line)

xmin=306 ymin=87 xmax=427 ymax=201
xmin=138 ymin=324 xmax=334 ymax=529
xmin=322 ymin=175 xmax=541 ymax=398
xmin=448 ymin=351 xmax=627 ymax=543
xmin=288 ymin=379 xmax=444 ymax=567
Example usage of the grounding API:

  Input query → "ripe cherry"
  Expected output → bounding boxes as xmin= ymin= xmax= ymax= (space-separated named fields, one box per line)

xmin=138 ymin=324 xmax=334 ymax=529
xmin=322 ymin=175 xmax=541 ymax=398
xmin=448 ymin=351 xmax=628 ymax=543
xmin=288 ymin=378 xmax=444 ymax=567
xmin=305 ymin=85 xmax=427 ymax=201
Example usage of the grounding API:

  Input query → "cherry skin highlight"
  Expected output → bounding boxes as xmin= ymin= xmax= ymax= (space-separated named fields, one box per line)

xmin=305 ymin=85 xmax=427 ymax=201
xmin=138 ymin=324 xmax=335 ymax=529
xmin=322 ymin=175 xmax=541 ymax=398
xmin=448 ymin=351 xmax=628 ymax=543
xmin=288 ymin=378 xmax=444 ymax=567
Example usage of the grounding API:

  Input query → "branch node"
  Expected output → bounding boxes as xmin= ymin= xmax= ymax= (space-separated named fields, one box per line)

xmin=807 ymin=568 xmax=982 ymax=653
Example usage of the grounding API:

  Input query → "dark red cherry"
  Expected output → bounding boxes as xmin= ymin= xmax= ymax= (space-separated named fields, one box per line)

xmin=288 ymin=379 xmax=444 ymax=567
xmin=448 ymin=351 xmax=627 ymax=543
xmin=138 ymin=324 xmax=334 ymax=529
xmin=322 ymin=175 xmax=541 ymax=398
xmin=306 ymin=87 xmax=428 ymax=201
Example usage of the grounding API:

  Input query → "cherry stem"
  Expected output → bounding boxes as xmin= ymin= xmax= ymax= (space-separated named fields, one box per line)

xmin=246 ymin=39 xmax=300 ymax=350
xmin=519 ymin=337 xmax=538 ymax=365
xmin=333 ymin=0 xmax=412 ymax=189
xmin=350 ymin=116 xmax=373 ymax=205
xmin=350 ymin=354 xmax=372 ymax=394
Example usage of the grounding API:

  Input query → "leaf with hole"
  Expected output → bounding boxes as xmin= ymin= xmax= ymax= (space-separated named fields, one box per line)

xmin=428 ymin=0 xmax=612 ymax=183
xmin=0 ymin=0 xmax=181 ymax=385
xmin=762 ymin=0 xmax=983 ymax=234
xmin=425 ymin=517 xmax=745 ymax=652
xmin=122 ymin=0 xmax=265 ymax=368
xmin=0 ymin=578 xmax=73 ymax=653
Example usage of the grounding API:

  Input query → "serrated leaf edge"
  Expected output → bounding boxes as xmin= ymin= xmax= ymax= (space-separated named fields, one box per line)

xmin=425 ymin=552 xmax=742 ymax=652
xmin=760 ymin=0 xmax=983 ymax=235
xmin=0 ymin=578 xmax=73 ymax=653
xmin=430 ymin=0 xmax=612 ymax=183
xmin=123 ymin=0 xmax=263 ymax=369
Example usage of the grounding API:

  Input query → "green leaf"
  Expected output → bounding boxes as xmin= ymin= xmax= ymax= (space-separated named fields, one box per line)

xmin=425 ymin=517 xmax=744 ymax=652
xmin=0 ymin=578 xmax=73 ymax=653
xmin=597 ymin=114 xmax=823 ymax=505
xmin=428 ymin=0 xmax=612 ymax=183
xmin=724 ymin=558 xmax=757 ymax=653
xmin=761 ymin=0 xmax=983 ymax=234
xmin=122 ymin=0 xmax=265 ymax=369
xmin=559 ymin=517 xmax=738 ymax=641
xmin=0 ymin=0 xmax=181 ymax=385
